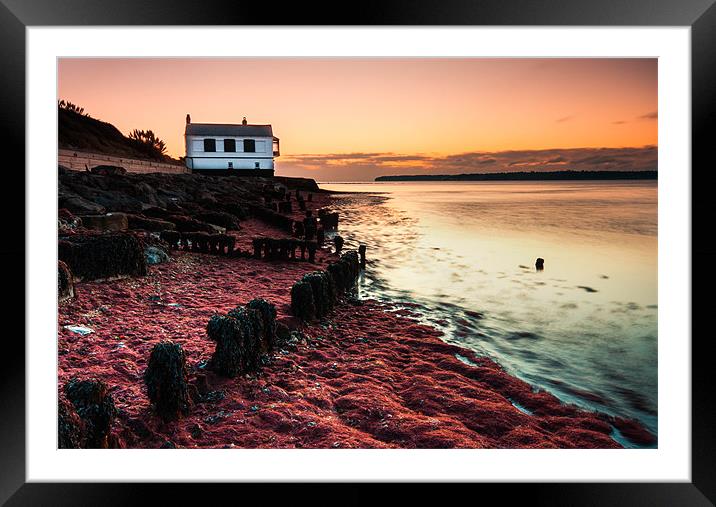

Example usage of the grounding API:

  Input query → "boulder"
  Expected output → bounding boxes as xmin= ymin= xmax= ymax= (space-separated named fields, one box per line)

xmin=70 ymin=185 xmax=144 ymax=213
xmin=58 ymin=193 xmax=107 ymax=215
xmin=195 ymin=211 xmax=241 ymax=231
xmin=144 ymin=341 xmax=190 ymax=422
xmin=79 ymin=213 xmax=128 ymax=232
xmin=127 ymin=214 xmax=176 ymax=232
xmin=64 ymin=378 xmax=117 ymax=448
xmin=58 ymin=232 xmax=147 ymax=281
xmin=91 ymin=165 xmax=127 ymax=176
xmin=58 ymin=260 xmax=75 ymax=302
xmin=145 ymin=245 xmax=170 ymax=265
xmin=167 ymin=215 xmax=218 ymax=233
xmin=58 ymin=208 xmax=82 ymax=233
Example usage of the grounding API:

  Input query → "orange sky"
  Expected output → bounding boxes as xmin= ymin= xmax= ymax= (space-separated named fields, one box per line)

xmin=58 ymin=58 xmax=657 ymax=180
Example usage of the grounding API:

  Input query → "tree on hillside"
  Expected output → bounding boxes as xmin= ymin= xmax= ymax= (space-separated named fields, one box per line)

xmin=58 ymin=100 xmax=89 ymax=116
xmin=128 ymin=129 xmax=168 ymax=160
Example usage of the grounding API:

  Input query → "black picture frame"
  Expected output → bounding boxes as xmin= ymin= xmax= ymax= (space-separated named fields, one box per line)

xmin=1 ymin=0 xmax=713 ymax=504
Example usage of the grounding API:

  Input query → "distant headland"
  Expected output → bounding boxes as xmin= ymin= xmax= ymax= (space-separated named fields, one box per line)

xmin=375 ymin=170 xmax=657 ymax=182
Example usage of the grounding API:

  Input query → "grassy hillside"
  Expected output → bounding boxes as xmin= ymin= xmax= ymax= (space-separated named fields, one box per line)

xmin=58 ymin=108 xmax=181 ymax=164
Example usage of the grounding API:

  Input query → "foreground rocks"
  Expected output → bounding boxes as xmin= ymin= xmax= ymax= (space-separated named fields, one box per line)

xmin=58 ymin=232 xmax=147 ymax=281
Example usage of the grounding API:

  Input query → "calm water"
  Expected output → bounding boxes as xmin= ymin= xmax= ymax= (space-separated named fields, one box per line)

xmin=319 ymin=181 xmax=657 ymax=442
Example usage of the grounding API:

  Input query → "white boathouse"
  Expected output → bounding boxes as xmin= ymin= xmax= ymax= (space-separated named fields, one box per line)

xmin=184 ymin=114 xmax=280 ymax=176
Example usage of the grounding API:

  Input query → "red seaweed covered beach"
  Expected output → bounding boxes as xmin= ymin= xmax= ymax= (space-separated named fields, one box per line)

xmin=57 ymin=170 xmax=653 ymax=449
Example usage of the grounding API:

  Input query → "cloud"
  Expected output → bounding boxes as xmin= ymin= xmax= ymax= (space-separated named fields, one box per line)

xmin=279 ymin=146 xmax=658 ymax=181
xmin=612 ymin=120 xmax=628 ymax=125
xmin=555 ymin=115 xmax=575 ymax=123
xmin=639 ymin=111 xmax=658 ymax=120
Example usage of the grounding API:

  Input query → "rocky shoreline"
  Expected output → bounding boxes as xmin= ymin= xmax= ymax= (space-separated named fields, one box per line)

xmin=57 ymin=168 xmax=655 ymax=448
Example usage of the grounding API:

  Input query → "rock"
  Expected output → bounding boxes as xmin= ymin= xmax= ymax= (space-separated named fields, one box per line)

xmin=58 ymin=232 xmax=147 ymax=281
xmin=58 ymin=397 xmax=85 ymax=449
xmin=127 ymin=214 xmax=176 ymax=232
xmin=58 ymin=260 xmax=75 ymax=302
xmin=194 ymin=211 xmax=241 ymax=231
xmin=145 ymin=245 xmax=170 ymax=265
xmin=535 ymin=258 xmax=544 ymax=271
xmin=70 ymin=185 xmax=145 ymax=213
xmin=290 ymin=280 xmax=316 ymax=321
xmin=59 ymin=193 xmax=107 ymax=215
xmin=275 ymin=322 xmax=291 ymax=346
xmin=64 ymin=378 xmax=117 ymax=448
xmin=218 ymin=202 xmax=249 ymax=220
xmin=91 ymin=165 xmax=127 ymax=176
xmin=167 ymin=215 xmax=218 ymax=233
xmin=144 ymin=341 xmax=190 ymax=422
xmin=79 ymin=213 xmax=128 ymax=232
xmin=58 ymin=208 xmax=82 ymax=233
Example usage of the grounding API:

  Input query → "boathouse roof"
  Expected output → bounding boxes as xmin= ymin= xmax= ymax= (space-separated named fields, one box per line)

xmin=185 ymin=123 xmax=274 ymax=138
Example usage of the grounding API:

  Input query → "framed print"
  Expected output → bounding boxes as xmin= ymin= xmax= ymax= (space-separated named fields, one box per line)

xmin=2 ymin=0 xmax=714 ymax=504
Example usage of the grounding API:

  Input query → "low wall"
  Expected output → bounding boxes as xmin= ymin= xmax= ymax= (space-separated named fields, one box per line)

xmin=59 ymin=149 xmax=189 ymax=175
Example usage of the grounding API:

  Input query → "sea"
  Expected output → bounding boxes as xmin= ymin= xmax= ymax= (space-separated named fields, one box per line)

xmin=319 ymin=180 xmax=658 ymax=445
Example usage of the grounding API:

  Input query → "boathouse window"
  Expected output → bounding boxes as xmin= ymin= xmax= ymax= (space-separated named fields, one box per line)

xmin=243 ymin=139 xmax=256 ymax=153
xmin=255 ymin=162 xmax=260 ymax=169
xmin=223 ymin=139 xmax=236 ymax=152
xmin=228 ymin=162 xmax=233 ymax=169
xmin=204 ymin=138 xmax=216 ymax=152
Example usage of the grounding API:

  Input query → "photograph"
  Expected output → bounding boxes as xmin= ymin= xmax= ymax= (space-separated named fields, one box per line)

xmin=56 ymin=57 xmax=659 ymax=450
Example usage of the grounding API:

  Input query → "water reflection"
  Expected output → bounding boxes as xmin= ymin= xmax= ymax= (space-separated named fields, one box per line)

xmin=320 ymin=181 xmax=658 ymax=439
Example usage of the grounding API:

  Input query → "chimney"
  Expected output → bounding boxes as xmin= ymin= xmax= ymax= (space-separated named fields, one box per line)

xmin=186 ymin=114 xmax=191 ymax=124
xmin=242 ymin=117 xmax=247 ymax=125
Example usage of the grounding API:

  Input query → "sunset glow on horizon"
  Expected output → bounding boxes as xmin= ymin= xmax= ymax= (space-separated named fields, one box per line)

xmin=58 ymin=58 xmax=657 ymax=180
